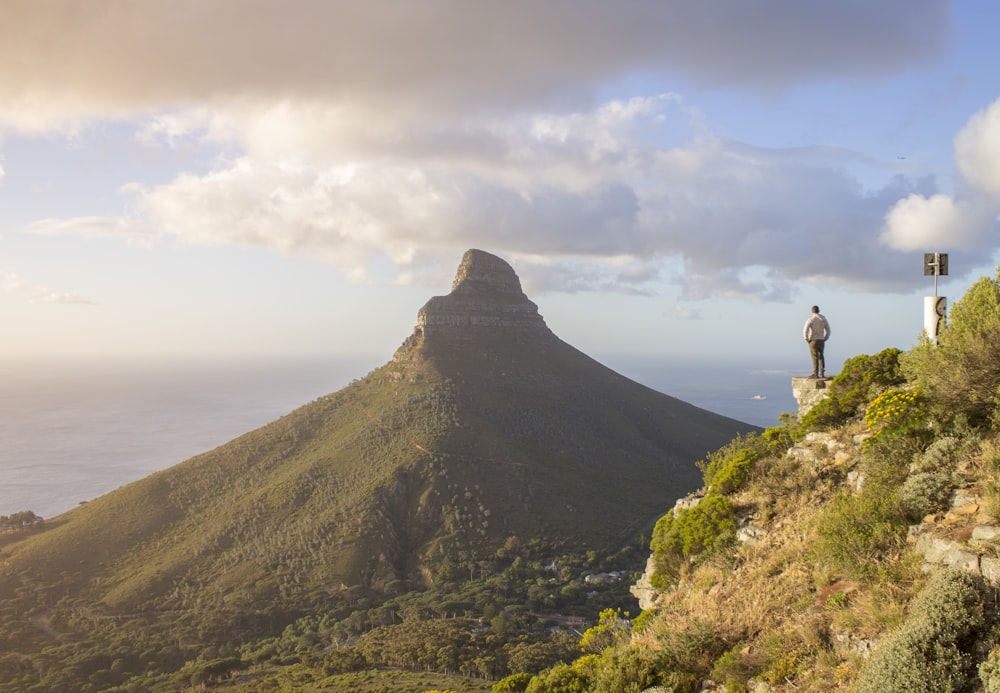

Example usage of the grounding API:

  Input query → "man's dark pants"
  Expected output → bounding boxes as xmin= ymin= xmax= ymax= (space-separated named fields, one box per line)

xmin=809 ymin=339 xmax=826 ymax=377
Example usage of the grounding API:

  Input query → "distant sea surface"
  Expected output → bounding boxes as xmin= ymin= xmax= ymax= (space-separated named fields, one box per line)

xmin=0 ymin=354 xmax=798 ymax=519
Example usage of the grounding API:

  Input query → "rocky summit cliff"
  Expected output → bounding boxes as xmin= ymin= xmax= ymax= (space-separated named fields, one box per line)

xmin=415 ymin=248 xmax=550 ymax=335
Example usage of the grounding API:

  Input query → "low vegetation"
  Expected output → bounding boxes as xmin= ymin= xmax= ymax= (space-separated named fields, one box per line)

xmin=855 ymin=569 xmax=986 ymax=693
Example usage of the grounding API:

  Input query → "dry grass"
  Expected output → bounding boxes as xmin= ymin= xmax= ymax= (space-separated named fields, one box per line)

xmin=624 ymin=417 xmax=1000 ymax=692
xmin=970 ymin=435 xmax=1000 ymax=521
xmin=631 ymin=427 xmax=936 ymax=691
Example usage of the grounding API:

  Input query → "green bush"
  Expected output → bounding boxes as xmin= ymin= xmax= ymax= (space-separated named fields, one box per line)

xmin=799 ymin=348 xmax=906 ymax=432
xmin=814 ymin=488 xmax=906 ymax=582
xmin=902 ymin=271 xmax=1000 ymax=428
xmin=861 ymin=427 xmax=925 ymax=494
xmin=856 ymin=569 xmax=985 ymax=693
xmin=493 ymin=672 xmax=533 ymax=692
xmin=698 ymin=429 xmax=793 ymax=495
xmin=589 ymin=645 xmax=670 ymax=693
xmin=526 ymin=643 xmax=687 ymax=693
xmin=701 ymin=447 xmax=759 ymax=495
xmin=580 ymin=608 xmax=630 ymax=654
xmin=525 ymin=655 xmax=599 ymax=693
xmin=979 ymin=647 xmax=1000 ymax=693
xmin=900 ymin=473 xmax=953 ymax=521
xmin=650 ymin=495 xmax=737 ymax=589
xmin=894 ymin=436 xmax=962 ymax=522
xmin=760 ymin=425 xmax=794 ymax=455
xmin=915 ymin=436 xmax=963 ymax=474
xmin=710 ymin=645 xmax=757 ymax=693
xmin=864 ymin=389 xmax=930 ymax=448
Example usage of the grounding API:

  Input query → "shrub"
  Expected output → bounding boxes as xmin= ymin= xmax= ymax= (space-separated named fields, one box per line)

xmin=630 ymin=610 xmax=655 ymax=634
xmin=979 ymin=647 xmax=1000 ymax=693
xmin=701 ymin=447 xmax=759 ymax=495
xmin=902 ymin=272 xmax=1000 ymax=428
xmin=914 ymin=436 xmax=963 ymax=474
xmin=800 ymin=348 xmax=906 ymax=432
xmin=590 ymin=645 xmax=670 ymax=693
xmin=525 ymin=655 xmax=599 ymax=693
xmin=864 ymin=389 xmax=929 ymax=447
xmin=711 ymin=645 xmax=758 ymax=693
xmin=760 ymin=425 xmax=794 ymax=455
xmin=856 ymin=619 xmax=968 ymax=693
xmin=896 ymin=436 xmax=962 ymax=522
xmin=977 ymin=439 xmax=1000 ymax=522
xmin=650 ymin=495 xmax=737 ymax=589
xmin=493 ymin=672 xmax=533 ymax=693
xmin=856 ymin=569 xmax=985 ymax=693
xmin=814 ymin=489 xmax=906 ymax=582
xmin=908 ymin=569 xmax=985 ymax=640
xmin=862 ymin=428 xmax=925 ymax=492
xmin=900 ymin=473 xmax=952 ymax=521
xmin=699 ymin=431 xmax=791 ymax=495
xmin=626 ymin=618 xmax=720 ymax=692
xmin=580 ymin=608 xmax=630 ymax=654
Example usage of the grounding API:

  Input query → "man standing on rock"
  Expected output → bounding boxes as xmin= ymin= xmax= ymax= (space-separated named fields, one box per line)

xmin=803 ymin=305 xmax=831 ymax=378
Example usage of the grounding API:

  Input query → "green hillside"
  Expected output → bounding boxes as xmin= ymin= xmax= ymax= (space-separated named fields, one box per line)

xmin=0 ymin=250 xmax=753 ymax=691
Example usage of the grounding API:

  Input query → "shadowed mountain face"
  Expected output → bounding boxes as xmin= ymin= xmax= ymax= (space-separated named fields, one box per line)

xmin=0 ymin=249 xmax=755 ymax=616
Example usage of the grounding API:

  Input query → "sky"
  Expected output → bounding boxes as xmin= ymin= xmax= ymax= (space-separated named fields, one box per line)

xmin=1 ymin=0 xmax=999 ymax=370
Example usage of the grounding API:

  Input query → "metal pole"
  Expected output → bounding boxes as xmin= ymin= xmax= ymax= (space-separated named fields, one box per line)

xmin=934 ymin=253 xmax=940 ymax=297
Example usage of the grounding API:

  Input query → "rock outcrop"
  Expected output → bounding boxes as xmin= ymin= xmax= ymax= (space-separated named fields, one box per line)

xmin=908 ymin=492 xmax=1000 ymax=584
xmin=415 ymin=249 xmax=550 ymax=336
xmin=630 ymin=555 xmax=660 ymax=612
xmin=791 ymin=376 xmax=832 ymax=419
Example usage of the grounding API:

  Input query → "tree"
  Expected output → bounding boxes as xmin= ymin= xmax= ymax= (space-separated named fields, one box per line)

xmin=579 ymin=608 xmax=630 ymax=654
xmin=0 ymin=511 xmax=43 ymax=531
xmin=902 ymin=271 xmax=1000 ymax=427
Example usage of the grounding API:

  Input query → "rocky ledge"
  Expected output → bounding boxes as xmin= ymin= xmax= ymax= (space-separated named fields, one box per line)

xmin=791 ymin=376 xmax=833 ymax=419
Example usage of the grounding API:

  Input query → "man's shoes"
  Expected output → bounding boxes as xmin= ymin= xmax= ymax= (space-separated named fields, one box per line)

xmin=809 ymin=373 xmax=818 ymax=378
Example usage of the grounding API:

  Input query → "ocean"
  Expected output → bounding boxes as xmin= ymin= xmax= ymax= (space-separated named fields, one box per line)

xmin=0 ymin=354 xmax=797 ymax=519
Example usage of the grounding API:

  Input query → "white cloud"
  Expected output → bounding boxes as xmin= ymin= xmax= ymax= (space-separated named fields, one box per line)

xmin=12 ymin=94 xmax=923 ymax=300
xmin=1 ymin=271 xmax=24 ymax=292
xmin=672 ymin=304 xmax=701 ymax=320
xmin=881 ymin=194 xmax=994 ymax=251
xmin=955 ymin=98 xmax=1000 ymax=198
xmin=0 ymin=1 xmax=961 ymax=305
xmin=882 ymin=96 xmax=1000 ymax=255
xmin=35 ymin=291 xmax=96 ymax=306
xmin=0 ymin=269 xmax=95 ymax=305
xmin=24 ymin=216 xmax=153 ymax=246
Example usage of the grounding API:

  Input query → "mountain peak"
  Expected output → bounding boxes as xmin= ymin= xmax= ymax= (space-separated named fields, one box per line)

xmin=414 ymin=249 xmax=549 ymax=337
xmin=450 ymin=248 xmax=523 ymax=293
